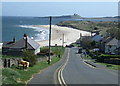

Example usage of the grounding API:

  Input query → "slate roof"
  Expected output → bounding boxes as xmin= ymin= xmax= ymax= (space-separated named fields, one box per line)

xmin=92 ymin=34 xmax=103 ymax=42
xmin=100 ymin=36 xmax=113 ymax=43
xmin=3 ymin=36 xmax=40 ymax=50
xmin=106 ymin=38 xmax=118 ymax=46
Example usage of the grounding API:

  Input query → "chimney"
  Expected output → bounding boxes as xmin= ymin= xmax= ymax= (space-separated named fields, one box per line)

xmin=13 ymin=37 xmax=15 ymax=43
xmin=24 ymin=33 xmax=27 ymax=49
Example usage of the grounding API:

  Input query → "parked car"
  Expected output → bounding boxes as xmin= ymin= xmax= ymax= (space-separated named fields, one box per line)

xmin=78 ymin=48 xmax=82 ymax=53
xmin=66 ymin=44 xmax=74 ymax=48
xmin=69 ymin=44 xmax=74 ymax=48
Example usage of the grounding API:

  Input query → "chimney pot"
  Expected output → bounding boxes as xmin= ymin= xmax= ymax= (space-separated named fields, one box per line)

xmin=13 ymin=37 xmax=15 ymax=43
xmin=23 ymin=33 xmax=27 ymax=49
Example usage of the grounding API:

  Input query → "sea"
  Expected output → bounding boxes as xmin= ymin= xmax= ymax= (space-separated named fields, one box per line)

xmin=2 ymin=16 xmax=73 ymax=43
xmin=1 ymin=16 xmax=118 ymax=44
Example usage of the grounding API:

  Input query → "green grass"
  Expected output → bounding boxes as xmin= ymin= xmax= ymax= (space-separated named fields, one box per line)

xmin=0 ymin=69 xmax=2 ymax=86
xmin=51 ymin=46 xmax=65 ymax=56
xmin=86 ymin=55 xmax=92 ymax=59
xmin=15 ymin=56 xmax=61 ymax=82
xmin=96 ymin=62 xmax=119 ymax=70
xmin=71 ymin=43 xmax=78 ymax=47
xmin=56 ymin=21 xmax=119 ymax=36
xmin=2 ymin=46 xmax=65 ymax=85
xmin=2 ymin=68 xmax=22 ymax=85
xmin=85 ymin=55 xmax=119 ymax=70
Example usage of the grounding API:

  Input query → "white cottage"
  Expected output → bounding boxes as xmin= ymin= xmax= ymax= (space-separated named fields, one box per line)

xmin=105 ymin=38 xmax=118 ymax=54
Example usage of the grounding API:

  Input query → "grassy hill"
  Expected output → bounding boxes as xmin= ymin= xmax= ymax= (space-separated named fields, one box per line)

xmin=56 ymin=21 xmax=119 ymax=37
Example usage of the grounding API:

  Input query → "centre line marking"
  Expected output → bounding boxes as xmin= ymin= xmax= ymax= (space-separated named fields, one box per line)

xmin=58 ymin=48 xmax=70 ymax=86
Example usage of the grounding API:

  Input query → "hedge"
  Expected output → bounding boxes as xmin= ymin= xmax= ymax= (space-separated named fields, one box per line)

xmin=96 ymin=54 xmax=120 ymax=62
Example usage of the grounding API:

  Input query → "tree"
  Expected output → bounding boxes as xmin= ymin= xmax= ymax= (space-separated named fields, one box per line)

xmin=82 ymin=36 xmax=92 ymax=49
xmin=94 ymin=27 xmax=98 ymax=30
xmin=91 ymin=41 xmax=96 ymax=48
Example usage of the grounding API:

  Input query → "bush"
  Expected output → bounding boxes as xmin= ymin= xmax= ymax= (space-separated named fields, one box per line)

xmin=40 ymin=47 xmax=49 ymax=53
xmin=22 ymin=50 xmax=37 ymax=67
xmin=96 ymin=54 xmax=120 ymax=62
xmin=51 ymin=46 xmax=64 ymax=57
xmin=99 ymin=54 xmax=120 ymax=59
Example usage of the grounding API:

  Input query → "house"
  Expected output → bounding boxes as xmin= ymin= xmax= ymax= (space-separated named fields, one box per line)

xmin=91 ymin=33 xmax=103 ymax=42
xmin=2 ymin=34 xmax=40 ymax=56
xmin=105 ymin=38 xmax=118 ymax=54
xmin=100 ymin=36 xmax=113 ymax=53
xmin=115 ymin=47 xmax=120 ymax=55
xmin=100 ymin=36 xmax=119 ymax=54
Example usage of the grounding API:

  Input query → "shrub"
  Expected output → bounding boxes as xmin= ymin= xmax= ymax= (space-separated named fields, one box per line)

xmin=22 ymin=50 xmax=37 ymax=67
xmin=40 ymin=47 xmax=49 ymax=53
xmin=96 ymin=54 xmax=120 ymax=62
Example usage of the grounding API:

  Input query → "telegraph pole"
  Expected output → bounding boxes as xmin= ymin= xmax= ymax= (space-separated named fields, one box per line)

xmin=80 ymin=33 xmax=82 ymax=47
xmin=48 ymin=16 xmax=52 ymax=64
xmin=62 ymin=33 xmax=64 ymax=47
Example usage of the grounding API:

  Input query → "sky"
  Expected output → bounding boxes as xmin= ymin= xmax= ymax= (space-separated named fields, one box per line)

xmin=2 ymin=2 xmax=118 ymax=17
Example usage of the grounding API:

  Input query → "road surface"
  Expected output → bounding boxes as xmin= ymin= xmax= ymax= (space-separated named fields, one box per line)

xmin=28 ymin=47 xmax=119 ymax=86
xmin=27 ymin=48 xmax=69 ymax=85
xmin=62 ymin=47 xmax=118 ymax=85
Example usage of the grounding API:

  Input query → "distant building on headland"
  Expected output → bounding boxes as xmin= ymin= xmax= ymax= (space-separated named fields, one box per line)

xmin=2 ymin=34 xmax=40 ymax=56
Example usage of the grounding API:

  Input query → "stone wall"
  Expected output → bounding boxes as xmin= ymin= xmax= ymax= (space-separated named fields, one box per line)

xmin=1 ymin=56 xmax=49 ymax=68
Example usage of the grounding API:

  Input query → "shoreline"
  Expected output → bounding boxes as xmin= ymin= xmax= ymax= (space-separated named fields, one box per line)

xmin=33 ymin=25 xmax=91 ymax=47
xmin=0 ymin=25 xmax=91 ymax=48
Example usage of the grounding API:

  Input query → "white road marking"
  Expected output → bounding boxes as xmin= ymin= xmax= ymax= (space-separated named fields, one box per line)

xmin=83 ymin=60 xmax=96 ymax=69
xmin=78 ymin=53 xmax=96 ymax=69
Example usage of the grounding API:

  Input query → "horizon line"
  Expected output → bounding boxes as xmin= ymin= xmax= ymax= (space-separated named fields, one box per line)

xmin=1 ymin=15 xmax=118 ymax=18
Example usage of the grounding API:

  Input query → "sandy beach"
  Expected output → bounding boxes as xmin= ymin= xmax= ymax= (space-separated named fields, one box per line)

xmin=33 ymin=25 xmax=91 ymax=47
xmin=0 ymin=25 xmax=91 ymax=48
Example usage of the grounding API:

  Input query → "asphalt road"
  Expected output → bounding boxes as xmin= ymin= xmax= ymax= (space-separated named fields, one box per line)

xmin=62 ymin=47 xmax=118 ymax=85
xmin=27 ymin=48 xmax=69 ymax=85
xmin=28 ymin=47 xmax=119 ymax=85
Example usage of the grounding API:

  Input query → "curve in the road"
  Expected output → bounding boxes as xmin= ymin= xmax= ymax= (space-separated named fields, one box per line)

xmin=57 ymin=48 xmax=70 ymax=86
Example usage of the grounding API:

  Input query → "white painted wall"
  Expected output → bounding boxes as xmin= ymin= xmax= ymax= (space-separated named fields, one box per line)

xmin=35 ymin=46 xmax=40 ymax=55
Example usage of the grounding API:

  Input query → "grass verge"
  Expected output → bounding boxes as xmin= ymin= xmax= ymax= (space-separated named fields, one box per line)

xmin=2 ymin=46 xmax=65 ymax=86
xmin=85 ymin=55 xmax=119 ymax=70
xmin=96 ymin=62 xmax=119 ymax=70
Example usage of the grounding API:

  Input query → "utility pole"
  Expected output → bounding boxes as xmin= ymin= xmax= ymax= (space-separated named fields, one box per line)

xmin=48 ymin=16 xmax=52 ymax=64
xmin=80 ymin=33 xmax=82 ymax=47
xmin=62 ymin=33 xmax=64 ymax=47
xmin=78 ymin=33 xmax=82 ymax=53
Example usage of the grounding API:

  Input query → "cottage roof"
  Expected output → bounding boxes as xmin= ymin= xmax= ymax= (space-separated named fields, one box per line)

xmin=3 ymin=36 xmax=40 ymax=50
xmin=100 ymin=36 xmax=113 ymax=43
xmin=92 ymin=34 xmax=103 ymax=42
xmin=106 ymin=38 xmax=118 ymax=45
